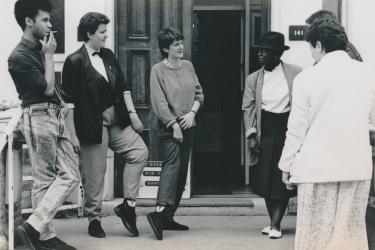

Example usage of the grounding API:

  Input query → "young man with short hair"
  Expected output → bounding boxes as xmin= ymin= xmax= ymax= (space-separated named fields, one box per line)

xmin=8 ymin=0 xmax=80 ymax=249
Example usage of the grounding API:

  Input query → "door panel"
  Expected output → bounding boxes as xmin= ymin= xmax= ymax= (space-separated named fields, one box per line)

xmin=126 ymin=0 xmax=150 ymax=40
xmin=161 ymin=0 xmax=183 ymax=31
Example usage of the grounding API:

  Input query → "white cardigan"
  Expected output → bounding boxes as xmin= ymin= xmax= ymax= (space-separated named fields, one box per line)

xmin=279 ymin=51 xmax=375 ymax=183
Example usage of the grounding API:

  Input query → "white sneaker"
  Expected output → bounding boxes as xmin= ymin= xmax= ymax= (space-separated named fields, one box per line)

xmin=261 ymin=226 xmax=271 ymax=235
xmin=269 ymin=228 xmax=282 ymax=239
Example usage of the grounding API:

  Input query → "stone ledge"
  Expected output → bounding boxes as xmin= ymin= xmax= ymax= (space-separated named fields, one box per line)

xmin=101 ymin=197 xmax=256 ymax=216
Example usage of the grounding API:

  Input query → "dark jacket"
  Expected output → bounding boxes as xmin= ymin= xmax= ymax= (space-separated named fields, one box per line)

xmin=62 ymin=45 xmax=131 ymax=144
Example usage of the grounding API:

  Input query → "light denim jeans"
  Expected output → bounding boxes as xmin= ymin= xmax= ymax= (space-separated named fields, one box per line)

xmin=21 ymin=103 xmax=80 ymax=240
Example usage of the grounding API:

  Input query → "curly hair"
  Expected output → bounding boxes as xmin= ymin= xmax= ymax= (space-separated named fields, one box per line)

xmin=158 ymin=27 xmax=184 ymax=58
xmin=14 ymin=0 xmax=52 ymax=31
xmin=78 ymin=12 xmax=110 ymax=42
xmin=305 ymin=18 xmax=348 ymax=53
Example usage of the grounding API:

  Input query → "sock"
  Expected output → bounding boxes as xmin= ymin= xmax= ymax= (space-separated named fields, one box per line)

xmin=156 ymin=206 xmax=165 ymax=212
xmin=125 ymin=198 xmax=136 ymax=207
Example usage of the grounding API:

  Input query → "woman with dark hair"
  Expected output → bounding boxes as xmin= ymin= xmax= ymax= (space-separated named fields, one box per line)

xmin=279 ymin=19 xmax=374 ymax=250
xmin=242 ymin=31 xmax=301 ymax=239
xmin=62 ymin=12 xmax=148 ymax=238
xmin=146 ymin=27 xmax=204 ymax=240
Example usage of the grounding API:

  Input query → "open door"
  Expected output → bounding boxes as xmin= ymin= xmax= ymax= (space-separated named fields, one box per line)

xmin=114 ymin=0 xmax=193 ymax=197
xmin=192 ymin=9 xmax=243 ymax=195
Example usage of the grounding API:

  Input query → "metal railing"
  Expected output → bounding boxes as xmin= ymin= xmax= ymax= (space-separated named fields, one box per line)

xmin=0 ymin=108 xmax=84 ymax=250
xmin=0 ymin=108 xmax=22 ymax=250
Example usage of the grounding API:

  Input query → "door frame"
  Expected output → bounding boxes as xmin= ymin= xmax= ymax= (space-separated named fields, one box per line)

xmin=192 ymin=0 xmax=271 ymax=186
xmin=192 ymin=4 xmax=248 ymax=186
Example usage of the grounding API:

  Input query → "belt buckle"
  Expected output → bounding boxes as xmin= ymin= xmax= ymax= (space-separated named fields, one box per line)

xmin=28 ymin=103 xmax=48 ymax=112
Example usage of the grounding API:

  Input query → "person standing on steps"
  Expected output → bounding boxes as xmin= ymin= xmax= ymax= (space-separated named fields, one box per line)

xmin=147 ymin=27 xmax=204 ymax=240
xmin=242 ymin=32 xmax=302 ymax=239
xmin=62 ymin=12 xmax=148 ymax=239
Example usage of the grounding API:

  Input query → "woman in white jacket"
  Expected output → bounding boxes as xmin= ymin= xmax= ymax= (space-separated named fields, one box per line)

xmin=279 ymin=18 xmax=375 ymax=250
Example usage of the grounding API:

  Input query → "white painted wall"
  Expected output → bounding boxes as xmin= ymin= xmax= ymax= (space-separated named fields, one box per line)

xmin=271 ymin=0 xmax=375 ymax=68
xmin=271 ymin=0 xmax=322 ymax=69
xmin=344 ymin=0 xmax=375 ymax=66
xmin=0 ymin=0 xmax=114 ymax=102
xmin=1 ymin=0 xmax=22 ymax=101
xmin=64 ymin=0 xmax=114 ymax=61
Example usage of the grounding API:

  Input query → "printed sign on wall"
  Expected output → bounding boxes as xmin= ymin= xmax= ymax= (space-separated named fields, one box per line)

xmin=138 ymin=159 xmax=191 ymax=199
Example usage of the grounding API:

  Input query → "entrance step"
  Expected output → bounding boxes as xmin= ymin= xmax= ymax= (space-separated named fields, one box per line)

xmin=101 ymin=198 xmax=270 ymax=216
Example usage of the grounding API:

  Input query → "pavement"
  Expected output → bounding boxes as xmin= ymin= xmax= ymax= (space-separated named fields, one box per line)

xmin=12 ymin=198 xmax=375 ymax=250
xmin=51 ymin=215 xmax=296 ymax=250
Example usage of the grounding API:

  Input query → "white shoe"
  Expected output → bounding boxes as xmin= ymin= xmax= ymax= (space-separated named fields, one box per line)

xmin=261 ymin=226 xmax=271 ymax=235
xmin=269 ymin=228 xmax=282 ymax=239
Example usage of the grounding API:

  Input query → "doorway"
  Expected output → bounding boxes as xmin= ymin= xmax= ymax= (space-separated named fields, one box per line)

xmin=192 ymin=10 xmax=247 ymax=196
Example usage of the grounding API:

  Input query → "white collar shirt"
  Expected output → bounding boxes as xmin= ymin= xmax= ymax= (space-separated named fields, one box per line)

xmin=262 ymin=63 xmax=290 ymax=113
xmin=85 ymin=44 xmax=108 ymax=82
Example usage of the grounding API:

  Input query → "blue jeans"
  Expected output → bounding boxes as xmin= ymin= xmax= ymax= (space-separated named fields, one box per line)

xmin=21 ymin=103 xmax=80 ymax=240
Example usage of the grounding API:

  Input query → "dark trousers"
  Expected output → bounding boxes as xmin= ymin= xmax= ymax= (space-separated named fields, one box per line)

xmin=156 ymin=128 xmax=193 ymax=217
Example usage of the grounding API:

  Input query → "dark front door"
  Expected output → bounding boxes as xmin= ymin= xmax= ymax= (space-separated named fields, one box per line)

xmin=114 ymin=0 xmax=193 ymax=197
xmin=192 ymin=10 xmax=243 ymax=196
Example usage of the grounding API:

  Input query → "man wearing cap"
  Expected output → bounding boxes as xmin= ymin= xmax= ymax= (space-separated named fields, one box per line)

xmin=242 ymin=31 xmax=302 ymax=239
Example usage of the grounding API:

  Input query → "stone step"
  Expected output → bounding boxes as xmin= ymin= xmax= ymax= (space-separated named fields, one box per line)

xmin=100 ymin=198 xmax=272 ymax=217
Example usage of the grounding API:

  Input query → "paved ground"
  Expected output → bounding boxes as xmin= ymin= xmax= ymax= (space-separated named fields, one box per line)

xmin=11 ymin=199 xmax=375 ymax=250
xmin=41 ymin=212 xmax=375 ymax=250
xmin=52 ymin=215 xmax=296 ymax=250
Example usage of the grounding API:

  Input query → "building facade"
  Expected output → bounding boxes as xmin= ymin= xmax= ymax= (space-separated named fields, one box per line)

xmin=1 ymin=0 xmax=375 ymax=199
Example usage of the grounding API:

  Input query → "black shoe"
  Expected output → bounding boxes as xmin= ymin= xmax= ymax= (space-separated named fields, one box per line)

xmin=163 ymin=219 xmax=189 ymax=231
xmin=88 ymin=219 xmax=106 ymax=238
xmin=146 ymin=212 xmax=163 ymax=240
xmin=114 ymin=202 xmax=139 ymax=236
xmin=16 ymin=222 xmax=40 ymax=250
xmin=39 ymin=237 xmax=76 ymax=250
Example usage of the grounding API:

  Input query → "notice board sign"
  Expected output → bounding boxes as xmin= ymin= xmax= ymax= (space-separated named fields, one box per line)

xmin=138 ymin=160 xmax=191 ymax=199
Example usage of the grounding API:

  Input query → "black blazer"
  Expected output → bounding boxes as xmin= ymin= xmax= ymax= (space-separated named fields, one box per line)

xmin=62 ymin=45 xmax=131 ymax=144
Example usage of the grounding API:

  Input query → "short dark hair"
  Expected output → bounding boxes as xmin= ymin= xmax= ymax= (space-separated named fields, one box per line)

xmin=306 ymin=10 xmax=337 ymax=24
xmin=78 ymin=12 xmax=110 ymax=42
xmin=158 ymin=27 xmax=184 ymax=57
xmin=305 ymin=18 xmax=348 ymax=53
xmin=14 ymin=0 xmax=52 ymax=30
